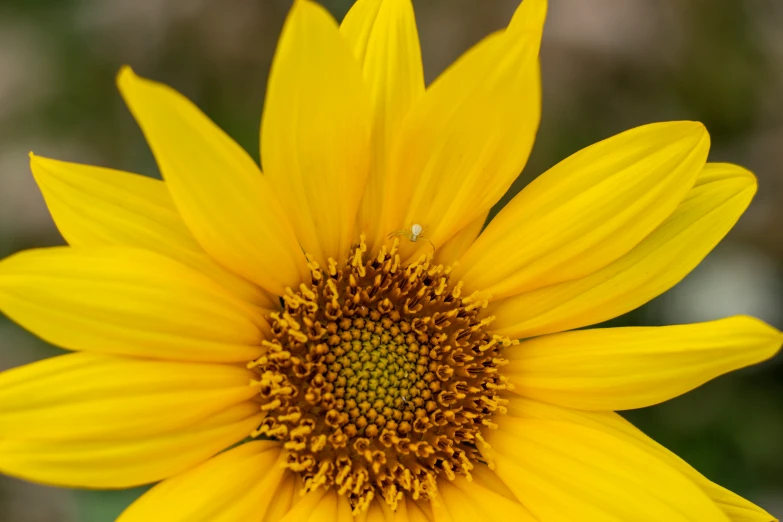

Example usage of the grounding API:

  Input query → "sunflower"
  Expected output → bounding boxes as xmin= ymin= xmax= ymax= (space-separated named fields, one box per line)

xmin=0 ymin=0 xmax=781 ymax=520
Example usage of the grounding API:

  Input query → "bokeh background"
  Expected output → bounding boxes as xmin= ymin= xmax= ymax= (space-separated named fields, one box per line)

xmin=0 ymin=0 xmax=781 ymax=520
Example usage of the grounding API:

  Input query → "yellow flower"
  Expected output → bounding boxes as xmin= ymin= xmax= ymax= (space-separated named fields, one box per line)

xmin=0 ymin=0 xmax=780 ymax=520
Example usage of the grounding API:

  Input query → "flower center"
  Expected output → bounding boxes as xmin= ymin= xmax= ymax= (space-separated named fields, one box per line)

xmin=249 ymin=237 xmax=514 ymax=513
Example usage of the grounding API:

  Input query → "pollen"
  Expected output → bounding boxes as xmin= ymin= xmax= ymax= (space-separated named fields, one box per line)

xmin=248 ymin=236 xmax=515 ymax=513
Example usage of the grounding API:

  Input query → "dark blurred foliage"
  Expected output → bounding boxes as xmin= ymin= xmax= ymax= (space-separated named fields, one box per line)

xmin=0 ymin=0 xmax=781 ymax=519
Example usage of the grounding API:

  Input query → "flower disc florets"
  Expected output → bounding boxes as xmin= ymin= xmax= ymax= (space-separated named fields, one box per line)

xmin=249 ymin=237 xmax=514 ymax=512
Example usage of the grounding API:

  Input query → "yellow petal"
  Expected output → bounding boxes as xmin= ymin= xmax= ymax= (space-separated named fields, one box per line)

xmin=434 ymin=212 xmax=486 ymax=266
xmin=456 ymin=121 xmax=710 ymax=299
xmin=431 ymin=474 xmax=537 ymax=522
xmin=30 ymin=154 xmax=278 ymax=310
xmin=508 ymin=0 xmax=549 ymax=33
xmin=340 ymin=0 xmax=425 ymax=250
xmin=0 ymin=352 xmax=256 ymax=440
xmin=357 ymin=500 xmax=394 ymax=522
xmin=703 ymin=484 xmax=778 ymax=522
xmin=359 ymin=496 xmax=434 ymax=522
xmin=0 ymin=403 xmax=262 ymax=488
xmin=378 ymin=0 xmax=544 ymax=258
xmin=404 ymin=499 xmax=434 ymax=522
xmin=277 ymin=488 xmax=352 ymax=522
xmin=0 ymin=247 xmax=265 ymax=362
xmin=504 ymin=315 xmax=783 ymax=411
xmin=482 ymin=415 xmax=729 ymax=521
xmin=469 ymin=464 xmax=520 ymax=504
xmin=504 ymin=397 xmax=777 ymax=522
xmin=336 ymin=495 xmax=355 ymax=522
xmin=261 ymin=0 xmax=371 ymax=266
xmin=117 ymin=67 xmax=307 ymax=296
xmin=263 ymin=473 xmax=301 ymax=522
xmin=361 ymin=497 xmax=432 ymax=522
xmin=117 ymin=440 xmax=287 ymax=522
xmin=490 ymin=162 xmax=757 ymax=338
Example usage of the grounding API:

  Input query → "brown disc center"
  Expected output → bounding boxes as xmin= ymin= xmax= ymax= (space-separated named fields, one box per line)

xmin=249 ymin=238 xmax=513 ymax=513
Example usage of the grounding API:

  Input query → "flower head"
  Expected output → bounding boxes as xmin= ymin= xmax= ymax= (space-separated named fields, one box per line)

xmin=0 ymin=0 xmax=781 ymax=520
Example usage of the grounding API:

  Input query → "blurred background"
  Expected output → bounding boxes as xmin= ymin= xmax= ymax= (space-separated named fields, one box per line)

xmin=0 ymin=0 xmax=781 ymax=519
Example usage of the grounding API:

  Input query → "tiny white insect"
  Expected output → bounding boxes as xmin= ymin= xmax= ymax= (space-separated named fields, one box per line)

xmin=410 ymin=223 xmax=424 ymax=241
xmin=387 ymin=223 xmax=435 ymax=250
